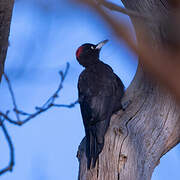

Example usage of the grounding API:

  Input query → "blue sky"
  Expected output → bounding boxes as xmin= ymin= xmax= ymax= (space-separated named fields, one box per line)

xmin=0 ymin=0 xmax=179 ymax=179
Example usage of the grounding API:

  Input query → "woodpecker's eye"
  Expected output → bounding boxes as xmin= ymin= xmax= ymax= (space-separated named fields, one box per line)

xmin=91 ymin=46 xmax=94 ymax=50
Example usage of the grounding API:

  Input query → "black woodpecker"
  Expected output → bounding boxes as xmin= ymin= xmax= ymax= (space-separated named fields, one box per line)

xmin=76 ymin=40 xmax=125 ymax=169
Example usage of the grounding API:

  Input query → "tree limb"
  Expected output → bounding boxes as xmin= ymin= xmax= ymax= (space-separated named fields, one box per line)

xmin=0 ymin=63 xmax=78 ymax=126
xmin=0 ymin=63 xmax=78 ymax=176
xmin=0 ymin=0 xmax=14 ymax=81
xmin=77 ymin=0 xmax=180 ymax=180
xmin=0 ymin=115 xmax=14 ymax=175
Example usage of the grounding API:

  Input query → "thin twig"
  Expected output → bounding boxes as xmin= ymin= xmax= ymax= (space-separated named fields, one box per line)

xmin=13 ymin=109 xmax=31 ymax=116
xmin=42 ymin=62 xmax=70 ymax=108
xmin=3 ymin=73 xmax=20 ymax=122
xmin=0 ymin=100 xmax=78 ymax=125
xmin=0 ymin=62 xmax=78 ymax=126
xmin=0 ymin=62 xmax=78 ymax=176
xmin=0 ymin=119 xmax=14 ymax=175
xmin=53 ymin=100 xmax=79 ymax=108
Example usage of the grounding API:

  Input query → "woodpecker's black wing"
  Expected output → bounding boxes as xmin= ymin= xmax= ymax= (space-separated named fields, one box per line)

xmin=78 ymin=62 xmax=124 ymax=169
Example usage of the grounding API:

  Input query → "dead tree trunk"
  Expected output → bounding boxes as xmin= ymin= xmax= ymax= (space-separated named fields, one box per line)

xmin=77 ymin=1 xmax=180 ymax=180
xmin=0 ymin=0 xmax=14 ymax=81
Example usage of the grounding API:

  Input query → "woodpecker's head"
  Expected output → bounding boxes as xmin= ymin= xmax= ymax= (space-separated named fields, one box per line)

xmin=76 ymin=39 xmax=108 ymax=67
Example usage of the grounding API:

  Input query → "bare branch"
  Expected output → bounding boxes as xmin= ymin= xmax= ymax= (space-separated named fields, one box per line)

xmin=53 ymin=100 xmax=79 ymax=108
xmin=0 ymin=118 xmax=14 ymax=175
xmin=42 ymin=62 xmax=70 ymax=108
xmin=0 ymin=62 xmax=78 ymax=126
xmin=3 ymin=73 xmax=20 ymax=122
xmin=0 ymin=62 xmax=78 ymax=176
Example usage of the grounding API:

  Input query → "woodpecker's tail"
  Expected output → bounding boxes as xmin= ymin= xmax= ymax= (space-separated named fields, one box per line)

xmin=86 ymin=129 xmax=103 ymax=169
xmin=85 ymin=125 xmax=105 ymax=169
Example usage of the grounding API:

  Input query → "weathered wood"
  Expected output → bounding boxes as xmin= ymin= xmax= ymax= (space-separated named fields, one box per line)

xmin=0 ymin=0 xmax=14 ymax=81
xmin=77 ymin=0 xmax=180 ymax=180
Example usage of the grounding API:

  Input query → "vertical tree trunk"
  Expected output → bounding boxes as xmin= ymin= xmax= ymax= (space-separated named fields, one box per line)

xmin=0 ymin=0 xmax=14 ymax=81
xmin=77 ymin=1 xmax=180 ymax=180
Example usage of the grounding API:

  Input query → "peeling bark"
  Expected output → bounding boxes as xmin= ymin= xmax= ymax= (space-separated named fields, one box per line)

xmin=0 ymin=0 xmax=14 ymax=81
xmin=77 ymin=0 xmax=180 ymax=180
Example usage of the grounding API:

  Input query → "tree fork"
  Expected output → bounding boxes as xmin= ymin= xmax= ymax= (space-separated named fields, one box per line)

xmin=77 ymin=0 xmax=180 ymax=180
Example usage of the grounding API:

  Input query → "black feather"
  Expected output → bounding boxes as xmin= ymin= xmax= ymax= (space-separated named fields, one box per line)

xmin=77 ymin=42 xmax=124 ymax=169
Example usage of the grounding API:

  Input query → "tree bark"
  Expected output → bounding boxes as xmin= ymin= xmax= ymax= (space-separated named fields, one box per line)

xmin=0 ymin=0 xmax=14 ymax=81
xmin=77 ymin=0 xmax=180 ymax=180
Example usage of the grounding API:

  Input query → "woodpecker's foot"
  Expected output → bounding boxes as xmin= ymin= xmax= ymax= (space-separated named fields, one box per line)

xmin=122 ymin=100 xmax=132 ymax=111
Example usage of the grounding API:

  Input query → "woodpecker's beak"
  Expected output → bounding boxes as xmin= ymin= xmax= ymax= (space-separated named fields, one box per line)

xmin=95 ymin=39 xmax=109 ymax=50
